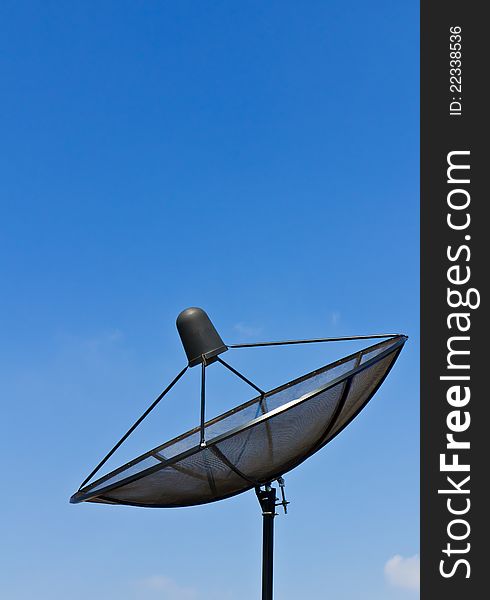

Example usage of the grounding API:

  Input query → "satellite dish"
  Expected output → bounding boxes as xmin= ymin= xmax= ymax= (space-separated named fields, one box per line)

xmin=71 ymin=308 xmax=407 ymax=599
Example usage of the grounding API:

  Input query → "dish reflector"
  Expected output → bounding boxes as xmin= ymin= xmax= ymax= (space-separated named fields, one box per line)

xmin=71 ymin=335 xmax=405 ymax=507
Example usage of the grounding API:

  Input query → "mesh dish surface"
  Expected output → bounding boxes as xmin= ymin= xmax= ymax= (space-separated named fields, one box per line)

xmin=71 ymin=336 xmax=406 ymax=507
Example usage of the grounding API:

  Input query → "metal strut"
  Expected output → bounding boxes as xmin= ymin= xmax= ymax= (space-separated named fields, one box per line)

xmin=200 ymin=357 xmax=207 ymax=446
xmin=216 ymin=356 xmax=265 ymax=396
xmin=201 ymin=354 xmax=266 ymax=448
xmin=78 ymin=365 xmax=188 ymax=490
xmin=228 ymin=333 xmax=401 ymax=349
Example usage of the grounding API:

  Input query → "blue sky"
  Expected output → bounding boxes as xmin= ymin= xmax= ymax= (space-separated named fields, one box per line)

xmin=0 ymin=1 xmax=419 ymax=598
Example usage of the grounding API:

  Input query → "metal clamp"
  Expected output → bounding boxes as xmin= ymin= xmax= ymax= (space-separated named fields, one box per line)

xmin=276 ymin=477 xmax=290 ymax=514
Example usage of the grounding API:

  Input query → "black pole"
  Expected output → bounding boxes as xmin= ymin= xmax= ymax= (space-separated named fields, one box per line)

xmin=256 ymin=485 xmax=277 ymax=600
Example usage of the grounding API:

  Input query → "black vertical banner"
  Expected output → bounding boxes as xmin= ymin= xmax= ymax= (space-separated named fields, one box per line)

xmin=421 ymin=2 xmax=488 ymax=598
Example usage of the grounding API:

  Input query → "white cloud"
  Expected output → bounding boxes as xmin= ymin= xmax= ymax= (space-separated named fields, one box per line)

xmin=137 ymin=575 xmax=197 ymax=600
xmin=83 ymin=328 xmax=124 ymax=350
xmin=384 ymin=554 xmax=420 ymax=591
xmin=330 ymin=311 xmax=341 ymax=326
xmin=233 ymin=322 xmax=262 ymax=338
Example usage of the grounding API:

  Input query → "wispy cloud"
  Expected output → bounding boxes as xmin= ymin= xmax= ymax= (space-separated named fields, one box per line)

xmin=233 ymin=322 xmax=262 ymax=338
xmin=55 ymin=329 xmax=126 ymax=368
xmin=330 ymin=311 xmax=341 ymax=326
xmin=137 ymin=575 xmax=197 ymax=599
xmin=82 ymin=328 xmax=124 ymax=351
xmin=384 ymin=554 xmax=420 ymax=591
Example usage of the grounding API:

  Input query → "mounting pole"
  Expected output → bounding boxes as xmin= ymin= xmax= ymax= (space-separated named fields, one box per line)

xmin=256 ymin=485 xmax=277 ymax=600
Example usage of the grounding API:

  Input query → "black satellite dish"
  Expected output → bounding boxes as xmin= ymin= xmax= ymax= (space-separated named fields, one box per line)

xmin=71 ymin=308 xmax=407 ymax=599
